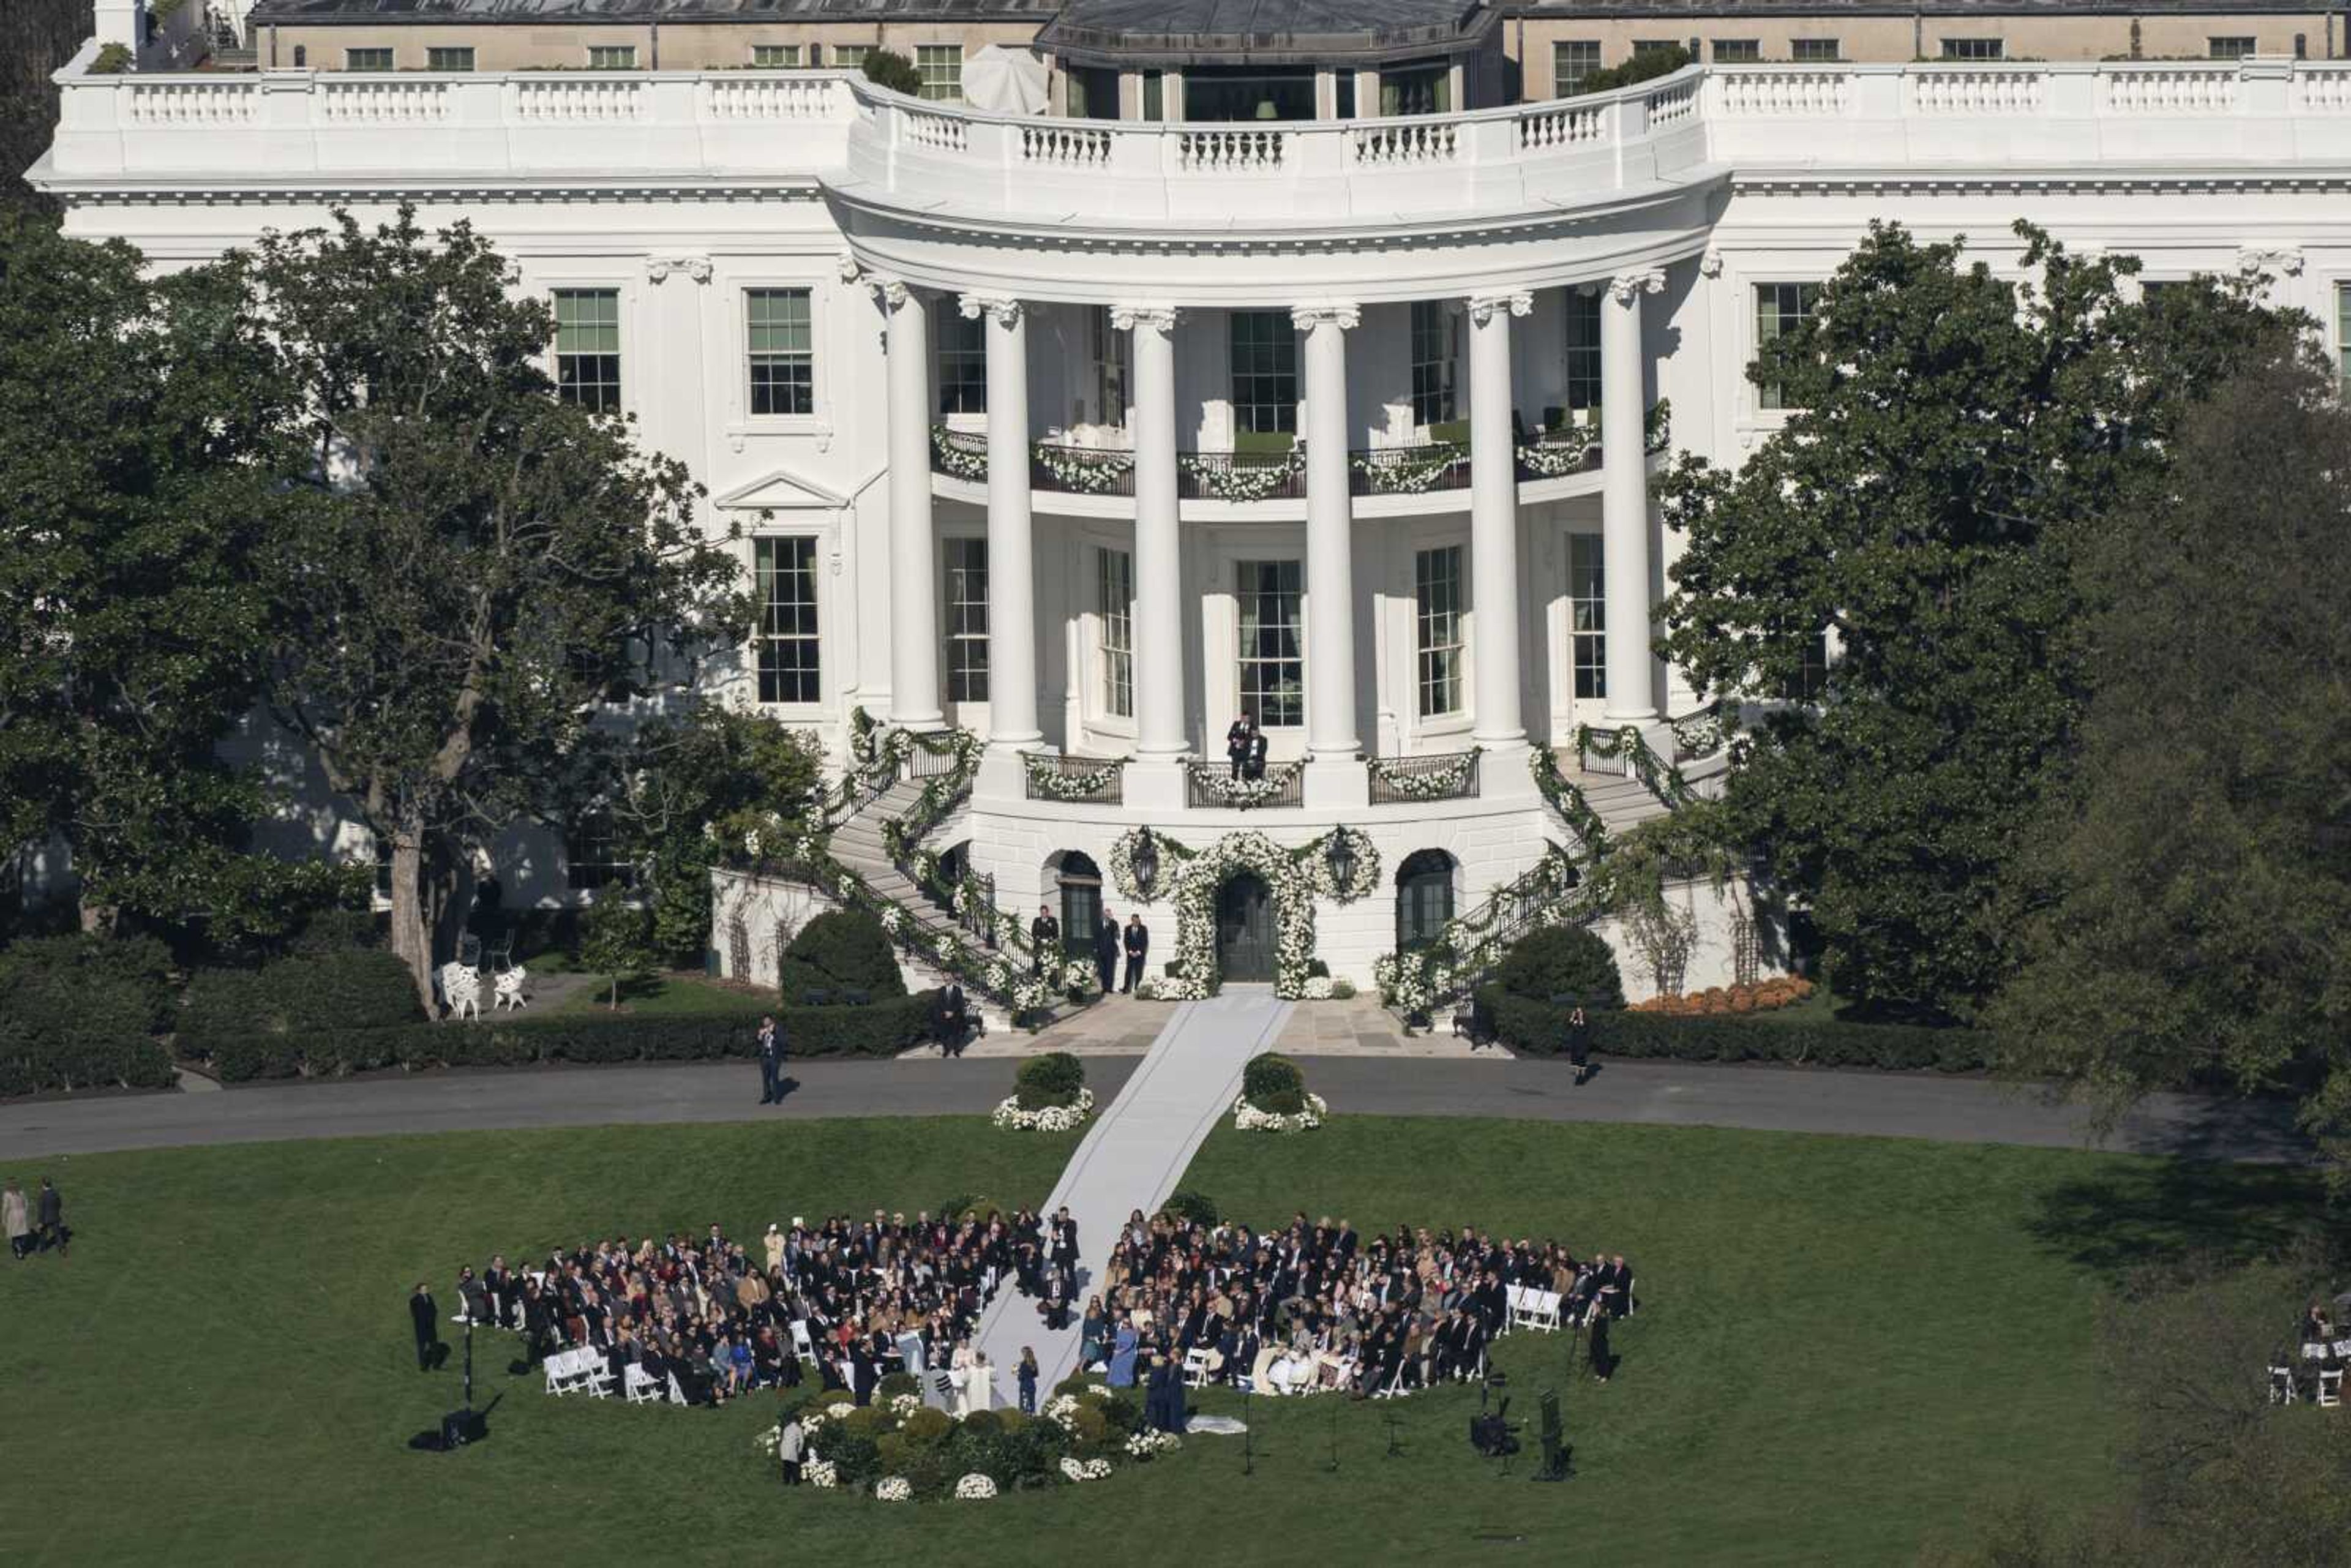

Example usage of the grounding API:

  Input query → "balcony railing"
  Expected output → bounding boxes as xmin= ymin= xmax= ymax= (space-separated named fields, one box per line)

xmin=1024 ymin=752 xmax=1127 ymax=805
xmin=932 ymin=427 xmax=1635 ymax=500
xmin=1185 ymin=759 xmax=1305 ymax=809
xmin=1365 ymin=749 xmax=1483 ymax=805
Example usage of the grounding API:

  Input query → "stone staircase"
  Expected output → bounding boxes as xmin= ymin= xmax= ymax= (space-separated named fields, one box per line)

xmin=1567 ymin=747 xmax=1731 ymax=838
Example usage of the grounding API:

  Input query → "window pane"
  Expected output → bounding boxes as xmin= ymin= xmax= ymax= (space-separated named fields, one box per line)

xmin=1229 ymin=312 xmax=1297 ymax=438
xmin=1564 ymin=288 xmax=1602 ymax=415
xmin=944 ymin=538 xmax=989 ymax=703
xmin=751 ymin=44 xmax=803 ymax=67
xmin=2338 ymin=283 xmax=2351 ymax=394
xmin=1754 ymin=281 xmax=1821 ymax=412
xmin=567 ymin=814 xmax=636 ymax=893
xmin=1409 ymin=301 xmax=1457 ymax=428
xmin=2208 ymin=36 xmax=2256 ymax=58
xmin=1099 ymin=547 xmax=1134 ymax=719
xmin=553 ymin=288 xmax=621 ymax=412
xmin=935 ymin=298 xmax=988 ymax=416
xmin=1939 ymin=38 xmax=2004 ymax=59
xmin=345 ymin=48 xmax=393 ymax=70
xmin=427 ymin=47 xmax=474 ymax=71
xmin=1712 ymin=39 xmax=1760 ymax=62
xmin=916 ymin=44 xmax=963 ymax=101
xmin=1569 ymin=533 xmax=1607 ymax=701
xmin=746 ymin=288 xmax=814 ymax=416
xmin=1414 ymin=545 xmax=1464 ymax=718
xmin=754 ymin=536 xmax=822 ymax=703
xmin=831 ymin=45 xmax=870 ymax=71
xmin=587 ymin=45 xmax=635 ymax=69
xmin=1235 ymin=559 xmax=1303 ymax=727
xmin=1553 ymin=40 xmax=1600 ymax=96
xmin=1790 ymin=38 xmax=1840 ymax=61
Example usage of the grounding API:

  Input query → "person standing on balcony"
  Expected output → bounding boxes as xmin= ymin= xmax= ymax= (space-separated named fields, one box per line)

xmin=1095 ymin=908 xmax=1121 ymax=993
xmin=1123 ymin=913 xmax=1150 ymax=994
xmin=1244 ymin=726 xmax=1269 ymax=783
xmin=1226 ymin=711 xmax=1257 ymax=780
xmin=1030 ymin=903 xmax=1059 ymax=975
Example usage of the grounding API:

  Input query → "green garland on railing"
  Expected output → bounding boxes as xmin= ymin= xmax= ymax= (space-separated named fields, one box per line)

xmin=1373 ymin=843 xmax=1592 ymax=1022
xmin=1529 ymin=745 xmax=1610 ymax=852
xmin=1572 ymin=723 xmax=1695 ymax=808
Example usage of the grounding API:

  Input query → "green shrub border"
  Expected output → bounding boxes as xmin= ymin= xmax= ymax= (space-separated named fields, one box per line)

xmin=1474 ymin=987 xmax=1996 ymax=1073
xmin=207 ymin=993 xmax=938 ymax=1084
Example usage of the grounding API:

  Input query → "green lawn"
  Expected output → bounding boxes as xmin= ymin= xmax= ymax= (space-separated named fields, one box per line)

xmin=0 ymin=1116 xmax=2325 ymax=1566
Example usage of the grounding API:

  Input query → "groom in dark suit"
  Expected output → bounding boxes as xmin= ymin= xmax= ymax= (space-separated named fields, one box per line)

xmin=1094 ymin=909 xmax=1120 ymax=992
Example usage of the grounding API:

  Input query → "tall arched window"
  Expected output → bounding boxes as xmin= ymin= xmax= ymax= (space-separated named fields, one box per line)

xmin=1395 ymin=849 xmax=1456 ymax=953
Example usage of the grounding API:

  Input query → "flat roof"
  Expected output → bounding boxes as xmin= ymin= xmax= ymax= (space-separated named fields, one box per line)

xmin=249 ymin=0 xmax=1059 ymax=24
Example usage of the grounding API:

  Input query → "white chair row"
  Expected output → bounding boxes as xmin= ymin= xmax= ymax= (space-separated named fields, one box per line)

xmin=2298 ymin=1340 xmax=2351 ymax=1361
xmin=2269 ymin=1364 xmax=2344 ymax=1408
xmin=544 ymin=1346 xmax=613 ymax=1398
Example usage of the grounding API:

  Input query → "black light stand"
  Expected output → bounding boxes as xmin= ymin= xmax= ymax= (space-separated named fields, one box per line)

xmin=1325 ymin=1400 xmax=1340 ymax=1473
xmin=1241 ymin=1386 xmax=1254 ymax=1476
xmin=1383 ymin=1405 xmax=1403 ymax=1459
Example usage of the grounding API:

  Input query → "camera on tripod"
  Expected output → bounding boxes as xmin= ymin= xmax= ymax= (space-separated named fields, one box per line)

xmin=1468 ymin=1371 xmax=1520 ymax=1458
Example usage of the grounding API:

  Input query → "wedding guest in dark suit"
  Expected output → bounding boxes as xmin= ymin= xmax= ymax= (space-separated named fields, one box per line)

xmin=1243 ymin=727 xmax=1269 ymax=782
xmin=410 ymin=1282 xmax=443 ymax=1372
xmin=1588 ymin=1307 xmax=1613 ymax=1383
xmin=1095 ymin=910 xmax=1120 ymax=992
xmin=1226 ymin=713 xmax=1256 ymax=779
xmin=1122 ymin=914 xmax=1150 ymax=994
xmin=1029 ymin=905 xmax=1059 ymax=974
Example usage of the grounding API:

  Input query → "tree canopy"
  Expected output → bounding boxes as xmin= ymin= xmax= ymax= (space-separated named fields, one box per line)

xmin=1658 ymin=221 xmax=2298 ymax=1021
xmin=1990 ymin=356 xmax=2351 ymax=1166
xmin=216 ymin=208 xmax=748 ymax=1005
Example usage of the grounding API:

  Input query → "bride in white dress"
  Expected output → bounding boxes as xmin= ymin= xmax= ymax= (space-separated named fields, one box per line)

xmin=969 ymin=1352 xmax=996 ymax=1412
xmin=950 ymin=1342 xmax=976 ymax=1416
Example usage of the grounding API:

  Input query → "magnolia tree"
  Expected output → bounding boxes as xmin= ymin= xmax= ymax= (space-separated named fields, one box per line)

xmin=217 ymin=209 xmax=748 ymax=1010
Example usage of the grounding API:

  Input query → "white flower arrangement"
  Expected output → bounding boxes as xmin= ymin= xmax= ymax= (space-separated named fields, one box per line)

xmin=889 ymin=1392 xmax=922 ymax=1418
xmin=879 ymin=906 xmax=904 ymax=934
xmin=1234 ymin=1090 xmax=1329 ymax=1133
xmin=931 ymin=427 xmax=988 ymax=482
xmin=1082 ymin=1458 xmax=1112 ymax=1479
xmin=806 ymin=1460 xmax=839 ymax=1489
xmin=1023 ymin=752 xmax=1130 ymax=801
xmin=1515 ymin=433 xmax=1602 ymax=479
xmin=1124 ymin=1430 xmax=1183 ymax=1459
xmin=954 ymin=1472 xmax=998 ymax=1500
xmin=1085 ymin=1384 xmax=1113 ymax=1400
xmin=1043 ymin=1395 xmax=1082 ymax=1433
xmin=1185 ymin=761 xmax=1303 ymax=810
xmin=1059 ymin=1457 xmax=1093 ymax=1482
xmin=991 ymin=1086 xmax=1095 ymax=1133
xmin=1180 ymin=446 xmax=1304 ymax=503
xmin=1299 ymin=975 xmax=1335 ymax=1000
xmin=1062 ymin=959 xmax=1094 ymax=991
xmin=1034 ymin=444 xmax=1135 ymax=495
xmin=1350 ymin=444 xmax=1464 ymax=495
xmin=1104 ymin=827 xmax=1377 ymax=1001
xmin=754 ymin=1424 xmax=782 ymax=1456
xmin=1364 ymin=746 xmax=1483 ymax=802
xmin=875 ymin=1476 xmax=913 ymax=1502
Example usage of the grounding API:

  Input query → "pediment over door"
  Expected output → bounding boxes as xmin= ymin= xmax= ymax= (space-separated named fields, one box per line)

xmin=710 ymin=468 xmax=852 ymax=514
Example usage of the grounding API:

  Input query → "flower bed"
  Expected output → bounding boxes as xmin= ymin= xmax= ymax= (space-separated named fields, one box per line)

xmin=761 ymin=1378 xmax=1169 ymax=1502
xmin=992 ymin=1085 xmax=1094 ymax=1131
xmin=1234 ymin=1090 xmax=1328 ymax=1131
xmin=1632 ymin=977 xmax=1813 ymax=1016
xmin=1233 ymin=1051 xmax=1326 ymax=1131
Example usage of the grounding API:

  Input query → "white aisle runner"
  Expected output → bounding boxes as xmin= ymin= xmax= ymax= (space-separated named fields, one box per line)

xmin=969 ymin=990 xmax=1293 ymax=1397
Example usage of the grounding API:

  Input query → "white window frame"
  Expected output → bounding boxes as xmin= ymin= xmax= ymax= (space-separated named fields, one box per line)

xmin=915 ymin=44 xmax=964 ymax=101
xmin=1790 ymin=37 xmax=1840 ymax=62
xmin=587 ymin=44 xmax=637 ymax=69
xmin=751 ymin=535 xmax=823 ymax=709
xmin=1413 ymin=543 xmax=1466 ymax=721
xmin=426 ymin=46 xmax=474 ymax=72
xmin=735 ymin=282 xmax=822 ymax=429
xmin=345 ymin=47 xmax=393 ymax=70
xmin=1233 ymin=557 xmax=1307 ymax=730
xmin=1552 ymin=40 xmax=1601 ymax=97
xmin=1567 ymin=531 xmax=1607 ymax=707
xmin=751 ymin=43 xmax=803 ymax=67
xmin=1938 ymin=37 xmax=2005 ymax=60
xmin=1097 ymin=544 xmax=1134 ymax=724
xmin=942 ymin=535 xmax=990 ymax=706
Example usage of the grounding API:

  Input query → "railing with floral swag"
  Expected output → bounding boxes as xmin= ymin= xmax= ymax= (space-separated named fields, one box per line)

xmin=1185 ymin=757 xmax=1305 ymax=809
xmin=1529 ymin=745 xmax=1613 ymax=852
xmin=1365 ymin=747 xmax=1482 ymax=805
xmin=1024 ymin=752 xmax=1128 ymax=805
xmin=1179 ymin=448 xmax=1308 ymax=503
xmin=1373 ymin=843 xmax=1595 ymax=1024
xmin=1351 ymin=442 xmax=1470 ymax=496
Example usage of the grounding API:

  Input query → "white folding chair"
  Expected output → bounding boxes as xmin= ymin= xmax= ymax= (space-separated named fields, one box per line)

xmin=2320 ymin=1367 xmax=2344 ymax=1409
xmin=2270 ymin=1364 xmax=2300 ymax=1406
xmin=1503 ymin=1285 xmax=1531 ymax=1334
xmin=579 ymin=1354 xmax=616 ymax=1399
xmin=790 ymin=1320 xmax=817 ymax=1364
xmin=623 ymin=1363 xmax=666 ymax=1404
xmin=667 ymin=1372 xmax=689 ymax=1405
xmin=2303 ymin=1341 xmax=2330 ymax=1362
xmin=542 ymin=1348 xmax=582 ymax=1397
xmin=1181 ymin=1347 xmax=1215 ymax=1389
xmin=1526 ymin=1289 xmax=1564 ymax=1333
xmin=1370 ymin=1356 xmax=1410 ymax=1400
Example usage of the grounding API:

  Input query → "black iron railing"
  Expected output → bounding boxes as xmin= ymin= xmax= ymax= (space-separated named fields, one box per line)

xmin=1184 ymin=758 xmax=1305 ymax=809
xmin=1365 ymin=749 xmax=1482 ymax=805
xmin=1024 ymin=752 xmax=1127 ymax=805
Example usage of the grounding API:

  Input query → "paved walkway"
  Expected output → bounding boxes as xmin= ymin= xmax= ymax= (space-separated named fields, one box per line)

xmin=968 ymin=991 xmax=1294 ymax=1395
xmin=0 ymin=1050 xmax=2304 ymax=1165
xmin=974 ymin=992 xmax=1493 ymax=1059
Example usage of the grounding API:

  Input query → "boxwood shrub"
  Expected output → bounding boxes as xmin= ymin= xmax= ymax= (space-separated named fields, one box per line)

xmin=1242 ymin=1051 xmax=1308 ymax=1114
xmin=1474 ymin=986 xmax=1995 ymax=1073
xmin=776 ymin=908 xmax=907 ymax=1003
xmin=0 ymin=934 xmax=177 ymax=1095
xmin=1013 ymin=1050 xmax=1086 ymax=1109
xmin=207 ymin=991 xmax=938 ymax=1084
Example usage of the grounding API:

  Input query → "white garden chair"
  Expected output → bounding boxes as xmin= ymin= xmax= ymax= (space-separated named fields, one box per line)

xmin=543 ymin=1348 xmax=589 ymax=1397
xmin=2270 ymin=1364 xmax=2300 ymax=1406
xmin=790 ymin=1319 xmax=817 ymax=1364
xmin=579 ymin=1355 xmax=615 ymax=1398
xmin=1181 ymin=1347 xmax=1216 ymax=1389
xmin=492 ymin=965 xmax=530 ymax=1012
xmin=2320 ymin=1367 xmax=2344 ymax=1409
xmin=623 ymin=1363 xmax=666 ymax=1404
xmin=1524 ymin=1290 xmax=1564 ymax=1333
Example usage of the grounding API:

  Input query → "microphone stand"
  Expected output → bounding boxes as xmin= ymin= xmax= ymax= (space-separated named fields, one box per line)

xmin=1242 ymin=1384 xmax=1254 ymax=1476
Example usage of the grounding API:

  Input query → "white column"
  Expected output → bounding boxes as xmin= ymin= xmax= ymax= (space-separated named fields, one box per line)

xmin=1294 ymin=303 xmax=1361 ymax=774
xmin=1117 ymin=306 xmax=1187 ymax=792
xmin=1601 ymin=269 xmax=1663 ymax=724
xmin=1467 ymin=291 xmax=1531 ymax=752
xmin=879 ymin=277 xmax=943 ymax=729
xmin=965 ymin=294 xmax=1040 ymax=751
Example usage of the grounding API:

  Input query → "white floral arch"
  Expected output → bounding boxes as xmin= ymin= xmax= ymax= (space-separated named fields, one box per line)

xmin=1106 ymin=827 xmax=1378 ymax=1000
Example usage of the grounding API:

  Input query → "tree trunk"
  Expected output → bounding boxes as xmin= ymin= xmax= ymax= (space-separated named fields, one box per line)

xmin=388 ymin=829 xmax=437 ymax=1017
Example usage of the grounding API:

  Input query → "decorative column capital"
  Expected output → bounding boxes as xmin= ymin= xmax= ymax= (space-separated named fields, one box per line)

xmin=1465 ymin=291 xmax=1533 ymax=326
xmin=643 ymin=255 xmax=713 ymax=284
xmin=1289 ymin=301 xmax=1362 ymax=332
xmin=958 ymin=293 xmax=1024 ymax=329
xmin=2238 ymin=244 xmax=2304 ymax=278
xmin=1697 ymin=248 xmax=1723 ymax=279
xmin=1110 ymin=304 xmax=1180 ymax=334
xmin=1608 ymin=269 xmax=1666 ymax=304
xmin=858 ymin=271 xmax=915 ymax=311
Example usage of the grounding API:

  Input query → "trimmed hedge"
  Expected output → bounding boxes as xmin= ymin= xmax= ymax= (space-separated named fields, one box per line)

xmin=1475 ymin=987 xmax=1996 ymax=1073
xmin=1242 ymin=1051 xmax=1308 ymax=1114
xmin=1495 ymin=925 xmax=1624 ymax=1010
xmin=208 ymin=992 xmax=938 ymax=1084
xmin=778 ymin=908 xmax=907 ymax=1004
xmin=180 ymin=949 xmax=423 ymax=1057
xmin=0 ymin=935 xmax=177 ymax=1096
xmin=1014 ymin=1051 xmax=1086 ymax=1109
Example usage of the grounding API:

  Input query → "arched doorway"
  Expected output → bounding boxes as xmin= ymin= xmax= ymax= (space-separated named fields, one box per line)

xmin=1215 ymin=871 xmax=1276 ymax=982
xmin=1053 ymin=851 xmax=1103 ymax=959
xmin=1395 ymin=849 xmax=1457 ymax=953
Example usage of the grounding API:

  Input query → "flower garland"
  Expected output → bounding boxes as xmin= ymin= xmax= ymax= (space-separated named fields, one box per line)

xmin=1350 ymin=444 xmax=1464 ymax=495
xmin=1573 ymin=724 xmax=1694 ymax=808
xmin=1373 ymin=842 xmax=1589 ymax=1021
xmin=1529 ymin=745 xmax=1611 ymax=853
xmin=992 ymin=1085 xmax=1095 ymax=1132
xmin=1364 ymin=747 xmax=1482 ymax=801
xmin=931 ymin=427 xmax=988 ymax=482
xmin=1034 ymin=445 xmax=1134 ymax=495
xmin=1668 ymin=702 xmax=1730 ymax=759
xmin=1023 ymin=752 xmax=1130 ymax=803
xmin=1515 ymin=435 xmax=1601 ymax=479
xmin=1187 ymin=759 xmax=1304 ymax=809
xmin=1181 ymin=447 xmax=1304 ymax=503
xmin=1234 ymin=1090 xmax=1329 ymax=1132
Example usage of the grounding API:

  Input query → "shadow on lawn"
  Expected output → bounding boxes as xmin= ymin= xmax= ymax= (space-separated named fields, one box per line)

xmin=2026 ymin=1146 xmax=2333 ymax=1281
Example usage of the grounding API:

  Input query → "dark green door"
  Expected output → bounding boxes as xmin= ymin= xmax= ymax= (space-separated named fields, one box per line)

xmin=1215 ymin=872 xmax=1275 ymax=983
